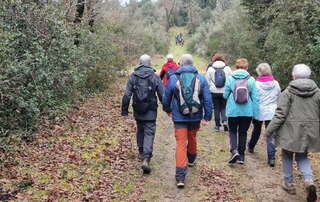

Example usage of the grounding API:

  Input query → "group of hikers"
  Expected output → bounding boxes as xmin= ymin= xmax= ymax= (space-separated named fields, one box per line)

xmin=121 ymin=53 xmax=319 ymax=202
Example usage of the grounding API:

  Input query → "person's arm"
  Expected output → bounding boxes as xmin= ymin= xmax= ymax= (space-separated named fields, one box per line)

xmin=266 ymin=90 xmax=291 ymax=136
xmin=155 ymin=75 xmax=165 ymax=104
xmin=250 ymin=79 xmax=260 ymax=119
xmin=223 ymin=77 xmax=232 ymax=99
xmin=162 ymin=76 xmax=175 ymax=113
xmin=202 ymin=77 xmax=213 ymax=121
xmin=159 ymin=65 xmax=166 ymax=80
xmin=121 ymin=75 xmax=134 ymax=116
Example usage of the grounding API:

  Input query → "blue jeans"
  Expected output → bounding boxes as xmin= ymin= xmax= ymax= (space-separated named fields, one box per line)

xmin=281 ymin=149 xmax=314 ymax=183
xmin=249 ymin=120 xmax=276 ymax=160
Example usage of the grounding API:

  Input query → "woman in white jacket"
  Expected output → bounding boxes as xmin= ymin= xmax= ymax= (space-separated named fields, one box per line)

xmin=206 ymin=53 xmax=232 ymax=132
xmin=247 ymin=63 xmax=281 ymax=167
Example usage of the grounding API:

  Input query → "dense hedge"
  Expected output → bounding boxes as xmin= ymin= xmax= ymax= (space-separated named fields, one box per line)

xmin=0 ymin=2 xmax=125 ymax=137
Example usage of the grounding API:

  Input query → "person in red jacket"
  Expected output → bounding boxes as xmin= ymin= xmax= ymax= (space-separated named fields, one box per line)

xmin=160 ymin=54 xmax=179 ymax=86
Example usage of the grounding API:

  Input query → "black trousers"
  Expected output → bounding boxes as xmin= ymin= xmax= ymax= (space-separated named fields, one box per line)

xmin=228 ymin=117 xmax=252 ymax=155
xmin=136 ymin=120 xmax=156 ymax=160
xmin=212 ymin=93 xmax=227 ymax=127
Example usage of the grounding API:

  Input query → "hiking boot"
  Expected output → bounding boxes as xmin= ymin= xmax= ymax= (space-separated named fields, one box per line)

xmin=138 ymin=153 xmax=144 ymax=161
xmin=268 ymin=159 xmax=275 ymax=167
xmin=281 ymin=182 xmax=296 ymax=195
xmin=141 ymin=159 xmax=151 ymax=174
xmin=176 ymin=180 xmax=185 ymax=188
xmin=228 ymin=150 xmax=240 ymax=164
xmin=188 ymin=161 xmax=195 ymax=167
xmin=237 ymin=155 xmax=245 ymax=165
xmin=214 ymin=126 xmax=220 ymax=132
xmin=305 ymin=180 xmax=317 ymax=202
xmin=223 ymin=124 xmax=229 ymax=132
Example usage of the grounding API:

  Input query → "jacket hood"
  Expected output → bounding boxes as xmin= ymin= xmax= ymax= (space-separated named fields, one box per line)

xmin=212 ymin=61 xmax=226 ymax=69
xmin=257 ymin=80 xmax=277 ymax=91
xmin=175 ymin=66 xmax=198 ymax=74
xmin=134 ymin=65 xmax=156 ymax=78
xmin=232 ymin=69 xmax=250 ymax=79
xmin=288 ymin=79 xmax=319 ymax=97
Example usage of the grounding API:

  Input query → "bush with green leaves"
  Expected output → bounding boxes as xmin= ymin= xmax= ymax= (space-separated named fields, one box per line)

xmin=0 ymin=2 xmax=125 ymax=137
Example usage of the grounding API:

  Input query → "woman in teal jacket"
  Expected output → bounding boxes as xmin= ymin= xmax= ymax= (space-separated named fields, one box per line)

xmin=223 ymin=58 xmax=259 ymax=164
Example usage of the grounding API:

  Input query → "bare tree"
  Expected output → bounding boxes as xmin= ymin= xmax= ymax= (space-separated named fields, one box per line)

xmin=163 ymin=0 xmax=176 ymax=32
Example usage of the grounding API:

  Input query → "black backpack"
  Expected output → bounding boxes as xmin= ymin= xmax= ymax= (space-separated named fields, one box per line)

xmin=132 ymin=75 xmax=156 ymax=114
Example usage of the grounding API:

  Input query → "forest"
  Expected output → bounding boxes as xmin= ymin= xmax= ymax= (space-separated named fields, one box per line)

xmin=1 ymin=0 xmax=320 ymax=201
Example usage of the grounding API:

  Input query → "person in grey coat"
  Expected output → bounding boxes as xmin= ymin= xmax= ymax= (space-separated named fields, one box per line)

xmin=266 ymin=64 xmax=319 ymax=202
xmin=121 ymin=54 xmax=164 ymax=174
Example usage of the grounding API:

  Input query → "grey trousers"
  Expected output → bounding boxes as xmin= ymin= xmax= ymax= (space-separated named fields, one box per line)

xmin=136 ymin=120 xmax=156 ymax=160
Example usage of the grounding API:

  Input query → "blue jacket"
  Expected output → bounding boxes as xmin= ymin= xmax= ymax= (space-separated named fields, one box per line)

xmin=223 ymin=69 xmax=259 ymax=118
xmin=163 ymin=66 xmax=213 ymax=122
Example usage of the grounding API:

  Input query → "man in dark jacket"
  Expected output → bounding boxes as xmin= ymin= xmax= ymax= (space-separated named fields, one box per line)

xmin=163 ymin=54 xmax=212 ymax=188
xmin=121 ymin=54 xmax=164 ymax=174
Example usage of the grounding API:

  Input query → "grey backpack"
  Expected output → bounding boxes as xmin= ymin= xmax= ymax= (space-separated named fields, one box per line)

xmin=233 ymin=76 xmax=250 ymax=104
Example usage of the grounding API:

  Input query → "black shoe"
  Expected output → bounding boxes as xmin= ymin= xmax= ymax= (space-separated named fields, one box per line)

xmin=176 ymin=180 xmax=185 ymax=188
xmin=188 ymin=161 xmax=195 ymax=167
xmin=306 ymin=181 xmax=317 ymax=202
xmin=223 ymin=124 xmax=228 ymax=132
xmin=268 ymin=159 xmax=275 ymax=167
xmin=228 ymin=150 xmax=240 ymax=164
xmin=237 ymin=155 xmax=245 ymax=165
xmin=141 ymin=159 xmax=151 ymax=174
xmin=248 ymin=147 xmax=254 ymax=153
xmin=138 ymin=153 xmax=144 ymax=161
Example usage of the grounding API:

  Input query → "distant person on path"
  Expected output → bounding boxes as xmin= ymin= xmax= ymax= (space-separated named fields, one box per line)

xmin=176 ymin=33 xmax=184 ymax=46
xmin=247 ymin=63 xmax=281 ymax=167
xmin=206 ymin=53 xmax=232 ymax=132
xmin=266 ymin=64 xmax=319 ymax=201
xmin=121 ymin=54 xmax=164 ymax=174
xmin=163 ymin=54 xmax=212 ymax=188
xmin=224 ymin=58 xmax=259 ymax=165
xmin=160 ymin=54 xmax=179 ymax=86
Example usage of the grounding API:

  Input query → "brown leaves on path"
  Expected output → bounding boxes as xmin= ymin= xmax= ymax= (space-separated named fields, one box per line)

xmin=0 ymin=79 xmax=145 ymax=201
xmin=198 ymin=166 xmax=242 ymax=202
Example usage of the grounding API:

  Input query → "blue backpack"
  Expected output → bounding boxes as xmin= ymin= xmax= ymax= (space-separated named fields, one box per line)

xmin=167 ymin=66 xmax=176 ymax=80
xmin=214 ymin=68 xmax=226 ymax=88
xmin=175 ymin=72 xmax=201 ymax=116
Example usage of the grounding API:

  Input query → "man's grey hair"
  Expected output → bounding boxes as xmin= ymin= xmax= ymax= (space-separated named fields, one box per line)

xmin=256 ymin=63 xmax=272 ymax=76
xmin=180 ymin=54 xmax=193 ymax=66
xmin=139 ymin=54 xmax=151 ymax=66
xmin=292 ymin=64 xmax=311 ymax=79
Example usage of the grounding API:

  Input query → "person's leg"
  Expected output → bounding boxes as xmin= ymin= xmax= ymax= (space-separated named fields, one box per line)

xmin=296 ymin=153 xmax=318 ymax=202
xmin=228 ymin=117 xmax=240 ymax=163
xmin=228 ymin=117 xmax=238 ymax=152
xmin=248 ymin=119 xmax=262 ymax=152
xmin=175 ymin=127 xmax=188 ymax=183
xmin=265 ymin=121 xmax=276 ymax=161
xmin=212 ymin=94 xmax=221 ymax=128
xmin=143 ymin=121 xmax=156 ymax=161
xmin=295 ymin=152 xmax=314 ymax=182
xmin=136 ymin=120 xmax=144 ymax=156
xmin=281 ymin=149 xmax=294 ymax=184
xmin=187 ymin=123 xmax=200 ymax=165
xmin=237 ymin=117 xmax=252 ymax=158
xmin=220 ymin=95 xmax=227 ymax=127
